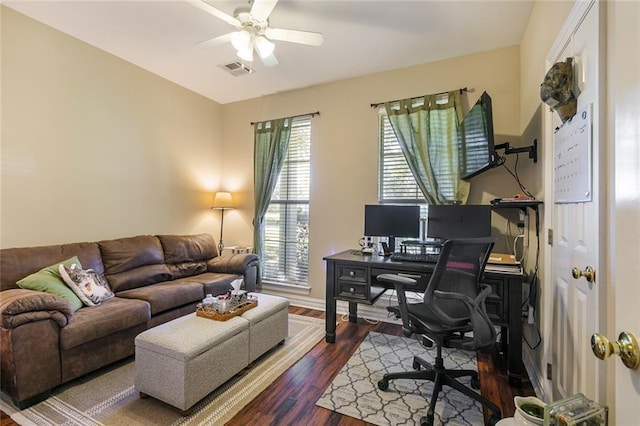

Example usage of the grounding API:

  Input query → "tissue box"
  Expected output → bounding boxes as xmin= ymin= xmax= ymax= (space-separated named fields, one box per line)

xmin=544 ymin=393 xmax=607 ymax=426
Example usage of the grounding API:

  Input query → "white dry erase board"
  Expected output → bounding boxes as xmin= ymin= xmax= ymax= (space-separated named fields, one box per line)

xmin=553 ymin=104 xmax=592 ymax=203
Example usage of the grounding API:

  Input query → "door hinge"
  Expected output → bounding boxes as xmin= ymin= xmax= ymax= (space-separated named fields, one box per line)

xmin=547 ymin=228 xmax=553 ymax=246
xmin=547 ymin=363 xmax=553 ymax=379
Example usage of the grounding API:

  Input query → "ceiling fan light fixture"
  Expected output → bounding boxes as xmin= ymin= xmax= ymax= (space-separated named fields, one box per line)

xmin=237 ymin=45 xmax=254 ymax=62
xmin=231 ymin=30 xmax=251 ymax=51
xmin=255 ymin=36 xmax=275 ymax=58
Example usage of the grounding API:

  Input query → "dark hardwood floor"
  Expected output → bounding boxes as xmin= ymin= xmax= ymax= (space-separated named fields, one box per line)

xmin=1 ymin=306 xmax=535 ymax=425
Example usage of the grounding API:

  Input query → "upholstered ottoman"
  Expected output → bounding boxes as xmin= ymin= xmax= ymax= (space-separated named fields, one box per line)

xmin=241 ymin=293 xmax=290 ymax=362
xmin=134 ymin=314 xmax=249 ymax=414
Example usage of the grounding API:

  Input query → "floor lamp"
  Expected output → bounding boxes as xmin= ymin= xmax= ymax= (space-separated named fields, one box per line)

xmin=211 ymin=191 xmax=233 ymax=253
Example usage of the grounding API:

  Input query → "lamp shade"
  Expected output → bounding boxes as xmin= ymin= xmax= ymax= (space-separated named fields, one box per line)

xmin=212 ymin=191 xmax=233 ymax=209
xmin=231 ymin=30 xmax=251 ymax=51
xmin=255 ymin=36 xmax=275 ymax=58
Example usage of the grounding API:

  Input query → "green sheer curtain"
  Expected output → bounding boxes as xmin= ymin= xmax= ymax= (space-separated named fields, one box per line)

xmin=253 ymin=117 xmax=293 ymax=276
xmin=384 ymin=90 xmax=470 ymax=205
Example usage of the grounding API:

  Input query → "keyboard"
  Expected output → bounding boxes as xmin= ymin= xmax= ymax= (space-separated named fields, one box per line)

xmin=390 ymin=252 xmax=440 ymax=263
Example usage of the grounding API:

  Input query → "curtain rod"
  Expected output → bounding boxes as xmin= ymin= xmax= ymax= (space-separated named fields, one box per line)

xmin=370 ymin=87 xmax=469 ymax=109
xmin=250 ymin=111 xmax=320 ymax=126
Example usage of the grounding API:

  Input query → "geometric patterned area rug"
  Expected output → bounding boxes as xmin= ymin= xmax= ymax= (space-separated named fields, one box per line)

xmin=1 ymin=314 xmax=324 ymax=426
xmin=316 ymin=331 xmax=484 ymax=426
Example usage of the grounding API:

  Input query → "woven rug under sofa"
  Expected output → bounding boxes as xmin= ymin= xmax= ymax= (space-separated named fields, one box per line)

xmin=1 ymin=314 xmax=324 ymax=426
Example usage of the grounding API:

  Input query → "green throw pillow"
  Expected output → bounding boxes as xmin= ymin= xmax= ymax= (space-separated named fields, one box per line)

xmin=16 ymin=256 xmax=84 ymax=311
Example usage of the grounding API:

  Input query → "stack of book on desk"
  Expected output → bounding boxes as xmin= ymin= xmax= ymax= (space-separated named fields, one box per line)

xmin=485 ymin=252 xmax=522 ymax=275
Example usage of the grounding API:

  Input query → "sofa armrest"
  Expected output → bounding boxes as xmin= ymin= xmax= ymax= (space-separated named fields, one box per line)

xmin=207 ymin=254 xmax=260 ymax=292
xmin=1 ymin=289 xmax=74 ymax=329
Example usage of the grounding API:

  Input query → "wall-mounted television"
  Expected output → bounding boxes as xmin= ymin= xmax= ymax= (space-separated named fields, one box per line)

xmin=458 ymin=91 xmax=498 ymax=180
xmin=364 ymin=204 xmax=420 ymax=252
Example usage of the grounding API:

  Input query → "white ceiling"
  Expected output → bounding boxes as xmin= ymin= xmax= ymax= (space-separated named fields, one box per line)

xmin=3 ymin=0 xmax=535 ymax=104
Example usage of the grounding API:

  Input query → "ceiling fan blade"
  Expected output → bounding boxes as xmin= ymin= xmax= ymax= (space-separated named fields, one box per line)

xmin=197 ymin=32 xmax=234 ymax=48
xmin=265 ymin=28 xmax=324 ymax=46
xmin=189 ymin=0 xmax=240 ymax=27
xmin=250 ymin=0 xmax=279 ymax=22
xmin=260 ymin=52 xmax=279 ymax=67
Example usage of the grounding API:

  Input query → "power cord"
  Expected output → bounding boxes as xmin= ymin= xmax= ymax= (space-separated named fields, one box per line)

xmin=496 ymin=151 xmax=535 ymax=199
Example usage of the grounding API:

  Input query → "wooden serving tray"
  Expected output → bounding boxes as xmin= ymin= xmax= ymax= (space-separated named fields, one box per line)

xmin=196 ymin=299 xmax=257 ymax=321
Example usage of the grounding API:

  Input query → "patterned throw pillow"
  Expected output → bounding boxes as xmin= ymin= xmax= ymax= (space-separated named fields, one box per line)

xmin=59 ymin=264 xmax=114 ymax=307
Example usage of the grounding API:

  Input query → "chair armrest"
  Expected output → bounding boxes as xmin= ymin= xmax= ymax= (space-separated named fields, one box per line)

xmin=435 ymin=284 xmax=492 ymax=307
xmin=1 ymin=289 xmax=74 ymax=329
xmin=435 ymin=284 xmax=496 ymax=348
xmin=376 ymin=274 xmax=417 ymax=337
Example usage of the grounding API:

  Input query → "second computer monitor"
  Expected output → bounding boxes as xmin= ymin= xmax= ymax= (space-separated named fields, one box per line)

xmin=426 ymin=204 xmax=492 ymax=240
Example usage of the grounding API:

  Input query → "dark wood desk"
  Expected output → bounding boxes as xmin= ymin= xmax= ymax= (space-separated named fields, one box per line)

xmin=324 ymin=250 xmax=524 ymax=386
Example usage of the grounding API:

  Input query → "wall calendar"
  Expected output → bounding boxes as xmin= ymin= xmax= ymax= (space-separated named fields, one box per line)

xmin=554 ymin=104 xmax=592 ymax=203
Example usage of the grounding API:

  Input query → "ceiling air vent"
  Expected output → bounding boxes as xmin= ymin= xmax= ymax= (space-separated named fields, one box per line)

xmin=220 ymin=62 xmax=253 ymax=76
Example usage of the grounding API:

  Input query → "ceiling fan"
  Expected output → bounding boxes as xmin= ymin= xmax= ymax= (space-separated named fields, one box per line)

xmin=190 ymin=0 xmax=324 ymax=67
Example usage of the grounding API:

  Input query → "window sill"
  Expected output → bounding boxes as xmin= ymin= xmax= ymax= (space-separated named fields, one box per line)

xmin=260 ymin=281 xmax=312 ymax=296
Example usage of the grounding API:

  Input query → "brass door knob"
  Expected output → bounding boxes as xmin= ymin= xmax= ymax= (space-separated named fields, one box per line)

xmin=591 ymin=331 xmax=640 ymax=370
xmin=571 ymin=265 xmax=595 ymax=282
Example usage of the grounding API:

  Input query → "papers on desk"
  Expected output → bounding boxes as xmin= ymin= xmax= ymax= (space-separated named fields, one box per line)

xmin=485 ymin=252 xmax=522 ymax=275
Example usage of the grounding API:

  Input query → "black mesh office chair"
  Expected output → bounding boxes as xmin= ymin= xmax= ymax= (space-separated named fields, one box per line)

xmin=377 ymin=237 xmax=502 ymax=426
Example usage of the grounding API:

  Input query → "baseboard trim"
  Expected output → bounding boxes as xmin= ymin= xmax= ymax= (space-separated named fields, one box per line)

xmin=522 ymin=343 xmax=547 ymax=399
xmin=261 ymin=290 xmax=403 ymax=325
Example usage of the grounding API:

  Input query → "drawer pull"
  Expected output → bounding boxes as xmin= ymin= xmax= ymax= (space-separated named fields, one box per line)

xmin=349 ymin=271 xmax=355 ymax=277
xmin=350 ymin=287 xmax=355 ymax=293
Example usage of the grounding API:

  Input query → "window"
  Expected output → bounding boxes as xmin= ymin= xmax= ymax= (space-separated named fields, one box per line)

xmin=262 ymin=117 xmax=311 ymax=285
xmin=378 ymin=111 xmax=426 ymax=205
xmin=378 ymin=110 xmax=427 ymax=240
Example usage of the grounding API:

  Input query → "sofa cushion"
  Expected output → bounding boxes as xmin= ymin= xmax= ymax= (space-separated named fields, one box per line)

xmin=166 ymin=262 xmax=207 ymax=279
xmin=99 ymin=236 xmax=171 ymax=292
xmin=189 ymin=272 xmax=240 ymax=296
xmin=157 ymin=234 xmax=217 ymax=280
xmin=1 ymin=242 xmax=103 ymax=292
xmin=157 ymin=234 xmax=217 ymax=263
xmin=16 ymin=257 xmax=84 ymax=311
xmin=116 ymin=280 xmax=204 ymax=316
xmin=60 ymin=297 xmax=150 ymax=350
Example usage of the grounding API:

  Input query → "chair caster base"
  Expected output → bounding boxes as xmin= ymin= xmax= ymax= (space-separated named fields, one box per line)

xmin=471 ymin=375 xmax=480 ymax=389
xmin=378 ymin=379 xmax=389 ymax=391
xmin=420 ymin=414 xmax=433 ymax=426
xmin=488 ymin=415 xmax=501 ymax=425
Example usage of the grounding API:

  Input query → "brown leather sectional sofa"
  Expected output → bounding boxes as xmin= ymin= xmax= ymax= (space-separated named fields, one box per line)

xmin=0 ymin=233 xmax=259 ymax=409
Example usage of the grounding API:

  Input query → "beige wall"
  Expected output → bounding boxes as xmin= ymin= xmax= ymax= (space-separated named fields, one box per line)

xmin=1 ymin=3 xmax=563 ymax=307
xmin=220 ymin=46 xmax=526 ymax=300
xmin=1 ymin=7 xmax=223 ymax=248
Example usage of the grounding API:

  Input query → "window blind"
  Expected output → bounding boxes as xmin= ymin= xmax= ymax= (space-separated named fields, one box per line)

xmin=263 ymin=117 xmax=311 ymax=285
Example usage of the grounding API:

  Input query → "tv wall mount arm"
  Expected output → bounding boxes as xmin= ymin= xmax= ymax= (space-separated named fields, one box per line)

xmin=495 ymin=139 xmax=538 ymax=163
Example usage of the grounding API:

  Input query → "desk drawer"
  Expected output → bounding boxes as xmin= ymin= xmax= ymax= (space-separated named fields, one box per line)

xmin=371 ymin=268 xmax=429 ymax=292
xmin=337 ymin=282 xmax=368 ymax=299
xmin=338 ymin=266 xmax=368 ymax=283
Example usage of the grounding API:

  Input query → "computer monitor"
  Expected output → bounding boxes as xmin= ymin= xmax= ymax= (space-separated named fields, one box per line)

xmin=426 ymin=205 xmax=492 ymax=240
xmin=364 ymin=204 xmax=421 ymax=252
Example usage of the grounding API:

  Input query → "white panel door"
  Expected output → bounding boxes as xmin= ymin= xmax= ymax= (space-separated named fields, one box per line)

xmin=546 ymin=0 xmax=606 ymax=403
